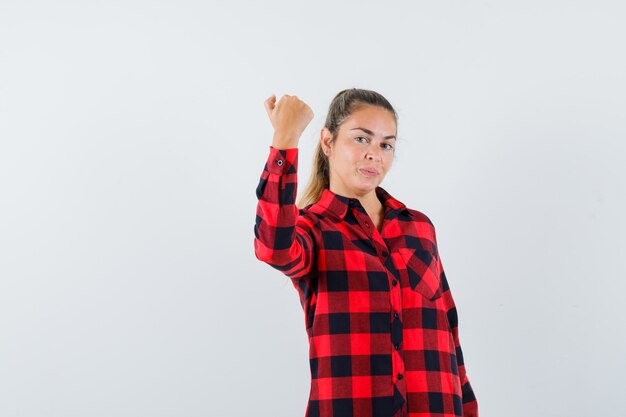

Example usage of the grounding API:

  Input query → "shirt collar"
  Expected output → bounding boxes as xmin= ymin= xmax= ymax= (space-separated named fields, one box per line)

xmin=309 ymin=186 xmax=410 ymax=220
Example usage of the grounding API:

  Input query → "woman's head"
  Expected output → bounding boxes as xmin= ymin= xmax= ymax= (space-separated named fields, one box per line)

xmin=323 ymin=88 xmax=398 ymax=143
xmin=298 ymin=88 xmax=398 ymax=208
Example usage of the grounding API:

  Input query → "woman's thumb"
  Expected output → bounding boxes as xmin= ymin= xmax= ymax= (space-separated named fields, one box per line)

xmin=264 ymin=94 xmax=276 ymax=119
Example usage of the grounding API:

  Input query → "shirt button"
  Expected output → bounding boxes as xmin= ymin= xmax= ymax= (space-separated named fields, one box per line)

xmin=365 ymin=222 xmax=369 ymax=228
xmin=392 ymin=280 xmax=398 ymax=286
xmin=397 ymin=373 xmax=403 ymax=380
xmin=349 ymin=200 xmax=356 ymax=206
xmin=276 ymin=159 xmax=283 ymax=166
xmin=394 ymin=312 xmax=399 ymax=318
xmin=394 ymin=344 xmax=400 ymax=350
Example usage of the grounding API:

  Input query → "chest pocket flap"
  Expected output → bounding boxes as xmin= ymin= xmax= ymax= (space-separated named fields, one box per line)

xmin=399 ymin=246 xmax=442 ymax=301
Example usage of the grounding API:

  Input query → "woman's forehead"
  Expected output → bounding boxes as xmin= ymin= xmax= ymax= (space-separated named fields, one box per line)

xmin=341 ymin=107 xmax=397 ymax=137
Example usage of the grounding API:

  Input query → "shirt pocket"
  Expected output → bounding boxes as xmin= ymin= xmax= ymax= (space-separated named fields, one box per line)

xmin=399 ymin=246 xmax=443 ymax=301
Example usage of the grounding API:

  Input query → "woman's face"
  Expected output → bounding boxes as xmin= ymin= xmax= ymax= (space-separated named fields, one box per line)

xmin=322 ymin=104 xmax=397 ymax=199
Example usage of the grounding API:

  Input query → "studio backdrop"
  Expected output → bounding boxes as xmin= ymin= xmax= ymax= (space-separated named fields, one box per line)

xmin=1 ymin=1 xmax=624 ymax=417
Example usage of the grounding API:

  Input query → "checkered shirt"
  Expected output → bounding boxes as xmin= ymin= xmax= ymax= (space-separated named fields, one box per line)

xmin=254 ymin=146 xmax=479 ymax=417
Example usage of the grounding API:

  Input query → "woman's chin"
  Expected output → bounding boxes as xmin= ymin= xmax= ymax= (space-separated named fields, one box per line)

xmin=354 ymin=179 xmax=381 ymax=193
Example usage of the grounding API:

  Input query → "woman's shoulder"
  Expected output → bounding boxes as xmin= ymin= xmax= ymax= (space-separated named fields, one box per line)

xmin=377 ymin=187 xmax=435 ymax=228
xmin=295 ymin=205 xmax=323 ymax=228
xmin=402 ymin=206 xmax=439 ymax=247
xmin=404 ymin=206 xmax=436 ymax=227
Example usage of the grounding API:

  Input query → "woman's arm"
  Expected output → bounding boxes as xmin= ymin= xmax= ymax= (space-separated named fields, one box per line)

xmin=253 ymin=94 xmax=316 ymax=280
xmin=438 ymin=253 xmax=480 ymax=417
xmin=254 ymin=146 xmax=316 ymax=279
xmin=430 ymin=221 xmax=479 ymax=416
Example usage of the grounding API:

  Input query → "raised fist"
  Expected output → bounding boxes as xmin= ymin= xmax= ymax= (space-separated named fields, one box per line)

xmin=264 ymin=94 xmax=314 ymax=149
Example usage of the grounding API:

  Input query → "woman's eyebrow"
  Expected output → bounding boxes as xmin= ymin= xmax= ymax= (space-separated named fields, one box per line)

xmin=350 ymin=127 xmax=396 ymax=140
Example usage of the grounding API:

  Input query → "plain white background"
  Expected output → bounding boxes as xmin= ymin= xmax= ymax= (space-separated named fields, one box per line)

xmin=1 ymin=1 xmax=625 ymax=416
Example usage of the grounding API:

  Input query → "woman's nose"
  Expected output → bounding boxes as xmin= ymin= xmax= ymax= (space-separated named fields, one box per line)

xmin=366 ymin=148 xmax=381 ymax=161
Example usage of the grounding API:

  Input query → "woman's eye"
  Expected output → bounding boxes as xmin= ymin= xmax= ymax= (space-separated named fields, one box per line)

xmin=355 ymin=136 xmax=368 ymax=143
xmin=382 ymin=143 xmax=394 ymax=150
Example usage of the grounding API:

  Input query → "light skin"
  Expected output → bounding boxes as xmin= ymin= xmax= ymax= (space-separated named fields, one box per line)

xmin=321 ymin=105 xmax=397 ymax=231
xmin=264 ymin=94 xmax=313 ymax=149
xmin=264 ymin=94 xmax=396 ymax=232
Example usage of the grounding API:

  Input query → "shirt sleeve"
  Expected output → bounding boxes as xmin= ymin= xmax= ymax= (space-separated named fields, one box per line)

xmin=436 ymin=241 xmax=479 ymax=416
xmin=253 ymin=146 xmax=316 ymax=280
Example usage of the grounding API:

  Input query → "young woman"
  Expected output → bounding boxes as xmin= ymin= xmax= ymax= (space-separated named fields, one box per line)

xmin=254 ymin=89 xmax=479 ymax=417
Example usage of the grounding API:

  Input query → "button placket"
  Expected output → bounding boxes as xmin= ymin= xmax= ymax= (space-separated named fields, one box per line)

xmin=389 ymin=261 xmax=405 ymax=393
xmin=352 ymin=207 xmax=373 ymax=237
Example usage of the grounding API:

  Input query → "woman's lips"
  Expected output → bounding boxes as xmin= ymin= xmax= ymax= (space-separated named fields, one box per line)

xmin=359 ymin=168 xmax=378 ymax=177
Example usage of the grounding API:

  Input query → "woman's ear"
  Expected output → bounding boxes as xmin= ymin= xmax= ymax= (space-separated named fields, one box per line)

xmin=320 ymin=127 xmax=333 ymax=156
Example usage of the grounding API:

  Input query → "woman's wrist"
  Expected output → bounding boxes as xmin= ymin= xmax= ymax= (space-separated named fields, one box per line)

xmin=271 ymin=132 xmax=299 ymax=149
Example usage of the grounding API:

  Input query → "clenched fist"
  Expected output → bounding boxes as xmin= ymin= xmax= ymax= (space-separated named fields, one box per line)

xmin=264 ymin=94 xmax=314 ymax=149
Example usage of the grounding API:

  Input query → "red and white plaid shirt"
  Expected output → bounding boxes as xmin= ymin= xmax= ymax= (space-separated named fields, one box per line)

xmin=254 ymin=146 xmax=479 ymax=417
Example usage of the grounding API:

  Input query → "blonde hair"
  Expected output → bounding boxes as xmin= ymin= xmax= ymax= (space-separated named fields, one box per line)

xmin=297 ymin=88 xmax=398 ymax=208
